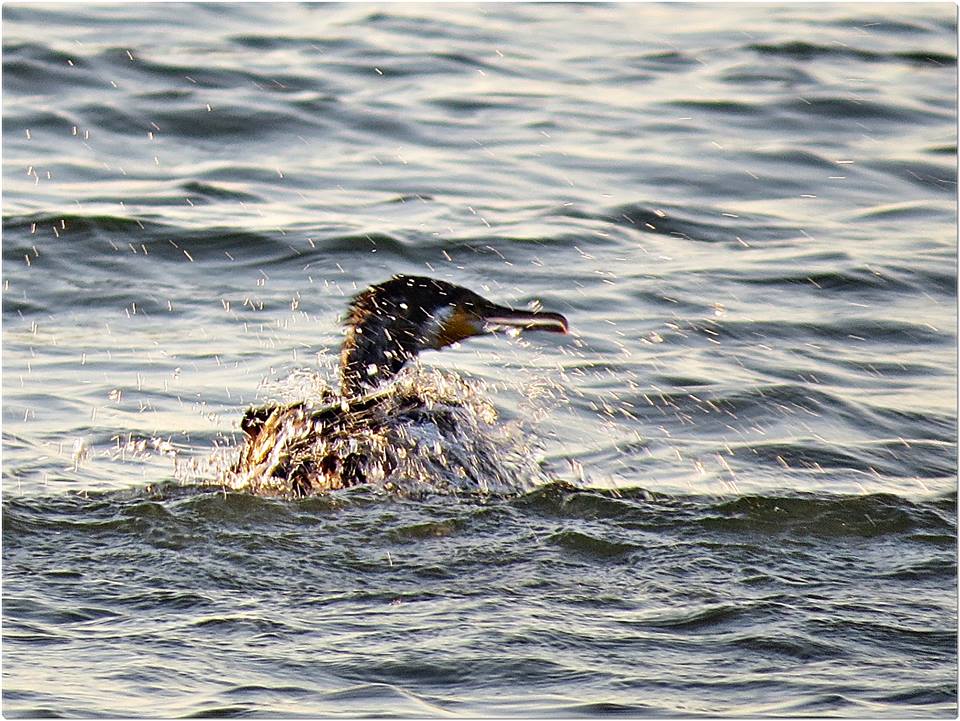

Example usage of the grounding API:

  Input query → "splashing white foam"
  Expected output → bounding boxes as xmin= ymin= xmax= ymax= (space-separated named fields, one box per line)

xmin=183 ymin=365 xmax=557 ymax=498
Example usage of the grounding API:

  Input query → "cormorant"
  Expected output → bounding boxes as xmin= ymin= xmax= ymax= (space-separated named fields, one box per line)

xmin=231 ymin=275 xmax=568 ymax=496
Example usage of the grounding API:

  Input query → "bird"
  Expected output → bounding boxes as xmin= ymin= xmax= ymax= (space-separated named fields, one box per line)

xmin=230 ymin=275 xmax=569 ymax=496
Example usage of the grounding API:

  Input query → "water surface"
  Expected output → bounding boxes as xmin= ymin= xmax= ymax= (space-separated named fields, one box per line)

xmin=2 ymin=3 xmax=957 ymax=717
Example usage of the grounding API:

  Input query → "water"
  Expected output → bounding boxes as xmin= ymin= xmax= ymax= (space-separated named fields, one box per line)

xmin=2 ymin=2 xmax=956 ymax=717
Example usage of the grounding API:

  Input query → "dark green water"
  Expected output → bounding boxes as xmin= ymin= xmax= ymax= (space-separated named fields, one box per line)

xmin=2 ymin=3 xmax=956 ymax=717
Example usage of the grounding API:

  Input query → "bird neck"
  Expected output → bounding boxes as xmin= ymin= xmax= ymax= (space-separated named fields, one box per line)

xmin=339 ymin=315 xmax=422 ymax=398
xmin=337 ymin=277 xmax=459 ymax=398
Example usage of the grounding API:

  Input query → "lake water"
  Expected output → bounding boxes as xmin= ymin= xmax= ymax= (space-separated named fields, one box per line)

xmin=2 ymin=3 xmax=957 ymax=717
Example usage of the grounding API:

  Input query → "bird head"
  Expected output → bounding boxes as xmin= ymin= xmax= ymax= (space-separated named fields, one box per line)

xmin=340 ymin=275 xmax=568 ymax=397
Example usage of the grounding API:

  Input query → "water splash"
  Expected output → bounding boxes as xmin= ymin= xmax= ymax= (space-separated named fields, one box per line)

xmin=180 ymin=365 xmax=554 ymax=498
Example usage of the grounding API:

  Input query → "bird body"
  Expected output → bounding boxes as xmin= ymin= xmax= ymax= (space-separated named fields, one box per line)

xmin=230 ymin=275 xmax=568 ymax=496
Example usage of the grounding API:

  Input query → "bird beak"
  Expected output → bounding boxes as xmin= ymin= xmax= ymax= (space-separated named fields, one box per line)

xmin=433 ymin=300 xmax=569 ymax=349
xmin=479 ymin=303 xmax=569 ymax=335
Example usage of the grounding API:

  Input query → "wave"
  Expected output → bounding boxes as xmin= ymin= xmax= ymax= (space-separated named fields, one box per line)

xmin=5 ymin=482 xmax=954 ymax=543
xmin=748 ymin=40 xmax=956 ymax=66
xmin=553 ymin=201 xmax=801 ymax=244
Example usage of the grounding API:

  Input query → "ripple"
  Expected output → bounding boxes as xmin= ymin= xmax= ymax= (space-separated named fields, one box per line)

xmin=555 ymin=201 xmax=799 ymax=244
xmin=784 ymin=95 xmax=949 ymax=124
xmin=748 ymin=40 xmax=956 ymax=66
xmin=705 ymin=492 xmax=956 ymax=538
xmin=727 ymin=632 xmax=843 ymax=661
xmin=547 ymin=528 xmax=640 ymax=558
